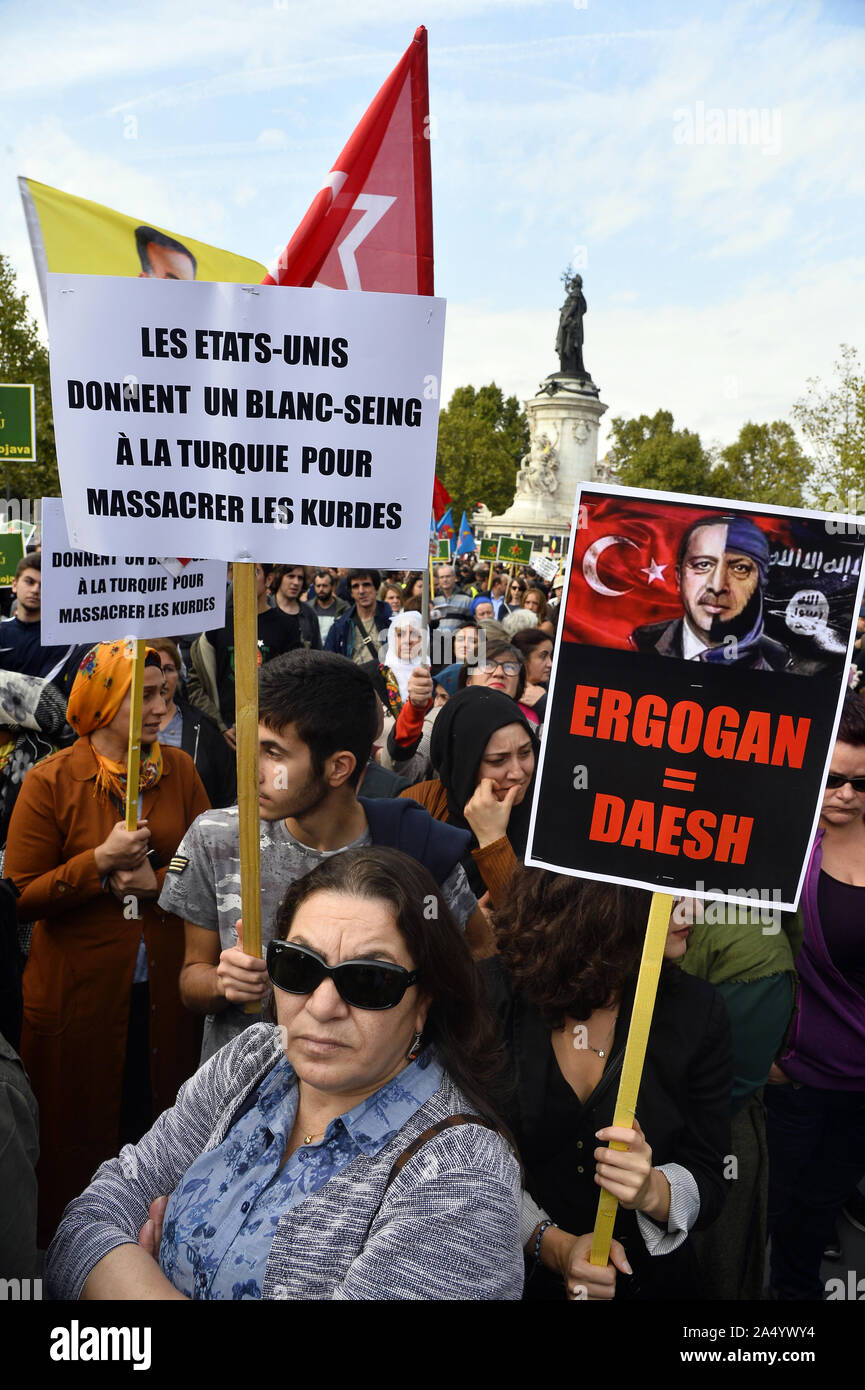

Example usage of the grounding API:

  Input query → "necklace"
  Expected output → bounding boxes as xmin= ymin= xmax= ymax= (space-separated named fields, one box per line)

xmin=572 ymin=1012 xmax=617 ymax=1059
xmin=303 ymin=1130 xmax=325 ymax=1146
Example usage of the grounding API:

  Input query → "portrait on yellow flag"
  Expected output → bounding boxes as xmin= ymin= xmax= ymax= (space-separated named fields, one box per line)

xmin=18 ymin=176 xmax=266 ymax=306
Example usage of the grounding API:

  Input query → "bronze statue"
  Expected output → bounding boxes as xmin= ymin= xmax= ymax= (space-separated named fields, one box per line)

xmin=556 ymin=271 xmax=589 ymax=379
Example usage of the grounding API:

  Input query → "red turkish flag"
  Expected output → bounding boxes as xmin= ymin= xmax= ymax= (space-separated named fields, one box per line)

xmin=563 ymin=493 xmax=793 ymax=649
xmin=564 ymin=496 xmax=704 ymax=649
xmin=262 ymin=27 xmax=433 ymax=295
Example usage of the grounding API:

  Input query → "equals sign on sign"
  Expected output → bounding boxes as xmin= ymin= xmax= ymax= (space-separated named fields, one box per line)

xmin=662 ymin=768 xmax=697 ymax=793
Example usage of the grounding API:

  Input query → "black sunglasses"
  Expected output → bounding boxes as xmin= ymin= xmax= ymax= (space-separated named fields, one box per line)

xmin=266 ymin=940 xmax=419 ymax=1011
xmin=825 ymin=772 xmax=865 ymax=792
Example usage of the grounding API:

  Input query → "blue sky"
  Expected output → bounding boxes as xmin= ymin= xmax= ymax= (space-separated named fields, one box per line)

xmin=3 ymin=0 xmax=864 ymax=457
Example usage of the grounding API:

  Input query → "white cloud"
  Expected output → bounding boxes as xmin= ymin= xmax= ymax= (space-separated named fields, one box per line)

xmin=255 ymin=129 xmax=288 ymax=151
xmin=443 ymin=257 xmax=865 ymax=456
xmin=2 ymin=0 xmax=863 ymax=483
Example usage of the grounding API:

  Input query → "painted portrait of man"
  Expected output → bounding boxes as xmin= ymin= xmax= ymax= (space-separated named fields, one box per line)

xmin=135 ymin=225 xmax=198 ymax=280
xmin=630 ymin=513 xmax=790 ymax=670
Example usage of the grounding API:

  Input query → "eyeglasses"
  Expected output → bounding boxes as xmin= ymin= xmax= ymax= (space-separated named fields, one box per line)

xmin=266 ymin=940 xmax=419 ymax=1010
xmin=476 ymin=660 xmax=520 ymax=676
xmin=825 ymin=772 xmax=865 ymax=792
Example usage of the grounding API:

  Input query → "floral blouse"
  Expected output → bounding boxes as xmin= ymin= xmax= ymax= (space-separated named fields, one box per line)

xmin=159 ymin=1050 xmax=444 ymax=1299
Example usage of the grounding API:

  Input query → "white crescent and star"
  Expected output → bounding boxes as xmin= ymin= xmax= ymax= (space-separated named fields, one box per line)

xmin=582 ymin=536 xmax=667 ymax=596
xmin=582 ymin=535 xmax=638 ymax=596
xmin=641 ymin=557 xmax=667 ymax=584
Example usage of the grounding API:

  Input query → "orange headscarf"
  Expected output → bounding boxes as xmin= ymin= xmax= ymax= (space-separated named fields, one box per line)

xmin=67 ymin=640 xmax=163 ymax=805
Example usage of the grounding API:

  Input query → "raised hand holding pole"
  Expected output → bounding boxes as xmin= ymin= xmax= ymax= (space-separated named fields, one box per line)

xmin=590 ymin=891 xmax=674 ymax=1268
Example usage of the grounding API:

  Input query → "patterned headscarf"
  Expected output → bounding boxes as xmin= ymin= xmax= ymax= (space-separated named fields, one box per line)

xmin=67 ymin=640 xmax=164 ymax=805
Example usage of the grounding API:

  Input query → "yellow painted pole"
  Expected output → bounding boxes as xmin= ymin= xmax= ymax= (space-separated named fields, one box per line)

xmin=421 ymin=570 xmax=430 ymax=666
xmin=124 ymin=640 xmax=147 ymax=830
xmin=233 ymin=561 xmax=262 ymax=1012
xmin=590 ymin=890 xmax=674 ymax=1267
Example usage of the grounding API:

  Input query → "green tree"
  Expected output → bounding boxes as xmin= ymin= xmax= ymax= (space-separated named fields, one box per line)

xmin=606 ymin=409 xmax=714 ymax=494
xmin=710 ymin=420 xmax=810 ymax=507
xmin=435 ymin=383 xmax=529 ymax=520
xmin=791 ymin=344 xmax=865 ymax=509
xmin=0 ymin=254 xmax=58 ymax=500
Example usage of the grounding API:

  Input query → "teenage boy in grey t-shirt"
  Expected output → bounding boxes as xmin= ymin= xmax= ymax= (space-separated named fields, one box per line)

xmin=160 ymin=650 xmax=485 ymax=1061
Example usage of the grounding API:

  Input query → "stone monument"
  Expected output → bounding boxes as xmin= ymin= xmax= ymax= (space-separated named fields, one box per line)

xmin=487 ymin=271 xmax=608 ymax=548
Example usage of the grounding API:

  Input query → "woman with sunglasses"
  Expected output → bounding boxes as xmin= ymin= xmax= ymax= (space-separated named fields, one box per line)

xmin=765 ymin=691 xmax=865 ymax=1299
xmin=502 ymin=577 xmax=527 ymax=614
xmin=46 ymin=848 xmax=523 ymax=1301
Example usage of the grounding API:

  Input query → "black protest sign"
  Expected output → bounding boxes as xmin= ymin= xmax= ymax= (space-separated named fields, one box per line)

xmin=527 ymin=485 xmax=865 ymax=909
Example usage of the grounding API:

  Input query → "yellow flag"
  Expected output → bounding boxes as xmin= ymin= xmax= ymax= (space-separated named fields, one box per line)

xmin=19 ymin=176 xmax=266 ymax=308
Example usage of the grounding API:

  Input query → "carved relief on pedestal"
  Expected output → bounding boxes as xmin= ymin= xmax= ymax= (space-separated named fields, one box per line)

xmin=571 ymin=419 xmax=591 ymax=446
xmin=515 ymin=425 xmax=560 ymax=499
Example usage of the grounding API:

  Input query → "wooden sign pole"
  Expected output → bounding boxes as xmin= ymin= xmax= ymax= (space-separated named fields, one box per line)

xmin=124 ymin=639 xmax=147 ymax=830
xmin=590 ymin=890 xmax=674 ymax=1267
xmin=421 ymin=570 xmax=430 ymax=666
xmin=233 ymin=561 xmax=262 ymax=1012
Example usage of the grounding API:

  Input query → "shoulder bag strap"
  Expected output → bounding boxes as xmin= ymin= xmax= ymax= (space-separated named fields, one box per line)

xmin=383 ymin=1113 xmax=500 ymax=1193
xmin=363 ymin=1113 xmax=501 ymax=1243
xmin=351 ymin=612 xmax=382 ymax=659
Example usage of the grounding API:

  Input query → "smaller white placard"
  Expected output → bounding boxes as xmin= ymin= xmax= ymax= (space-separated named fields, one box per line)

xmin=40 ymin=497 xmax=227 ymax=644
xmin=530 ymin=552 xmax=559 ymax=583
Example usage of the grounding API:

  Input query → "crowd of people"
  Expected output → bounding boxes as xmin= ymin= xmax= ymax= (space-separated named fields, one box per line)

xmin=0 ymin=545 xmax=862 ymax=1302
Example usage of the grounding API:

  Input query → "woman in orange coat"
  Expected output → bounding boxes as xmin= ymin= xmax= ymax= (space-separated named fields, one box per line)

xmin=5 ymin=641 xmax=210 ymax=1243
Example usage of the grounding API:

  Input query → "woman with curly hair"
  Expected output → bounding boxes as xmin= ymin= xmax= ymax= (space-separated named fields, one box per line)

xmin=403 ymin=572 xmax=425 ymax=602
xmin=482 ymin=869 xmax=733 ymax=1301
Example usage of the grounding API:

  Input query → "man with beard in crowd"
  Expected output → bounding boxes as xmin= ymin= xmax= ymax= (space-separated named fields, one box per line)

xmin=630 ymin=514 xmax=789 ymax=671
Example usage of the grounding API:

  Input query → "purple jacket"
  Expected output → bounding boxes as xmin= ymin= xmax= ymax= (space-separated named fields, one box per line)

xmin=781 ymin=830 xmax=865 ymax=1089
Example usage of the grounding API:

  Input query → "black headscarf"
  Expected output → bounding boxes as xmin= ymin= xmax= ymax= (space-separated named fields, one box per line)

xmin=429 ymin=687 xmax=538 ymax=891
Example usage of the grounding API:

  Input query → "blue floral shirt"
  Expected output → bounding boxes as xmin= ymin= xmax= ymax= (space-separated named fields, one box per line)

xmin=158 ymin=1050 xmax=444 ymax=1300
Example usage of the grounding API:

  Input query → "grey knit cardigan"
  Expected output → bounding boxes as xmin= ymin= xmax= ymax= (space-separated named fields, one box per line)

xmin=46 ymin=1024 xmax=524 ymax=1301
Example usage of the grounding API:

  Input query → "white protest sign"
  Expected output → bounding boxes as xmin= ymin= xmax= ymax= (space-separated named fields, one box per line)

xmin=530 ymin=552 xmax=559 ymax=583
xmin=47 ymin=275 xmax=445 ymax=567
xmin=40 ymin=497 xmax=227 ymax=644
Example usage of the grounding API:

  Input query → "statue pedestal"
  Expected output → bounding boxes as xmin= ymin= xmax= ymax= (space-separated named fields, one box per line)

xmin=486 ymin=373 xmax=608 ymax=549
